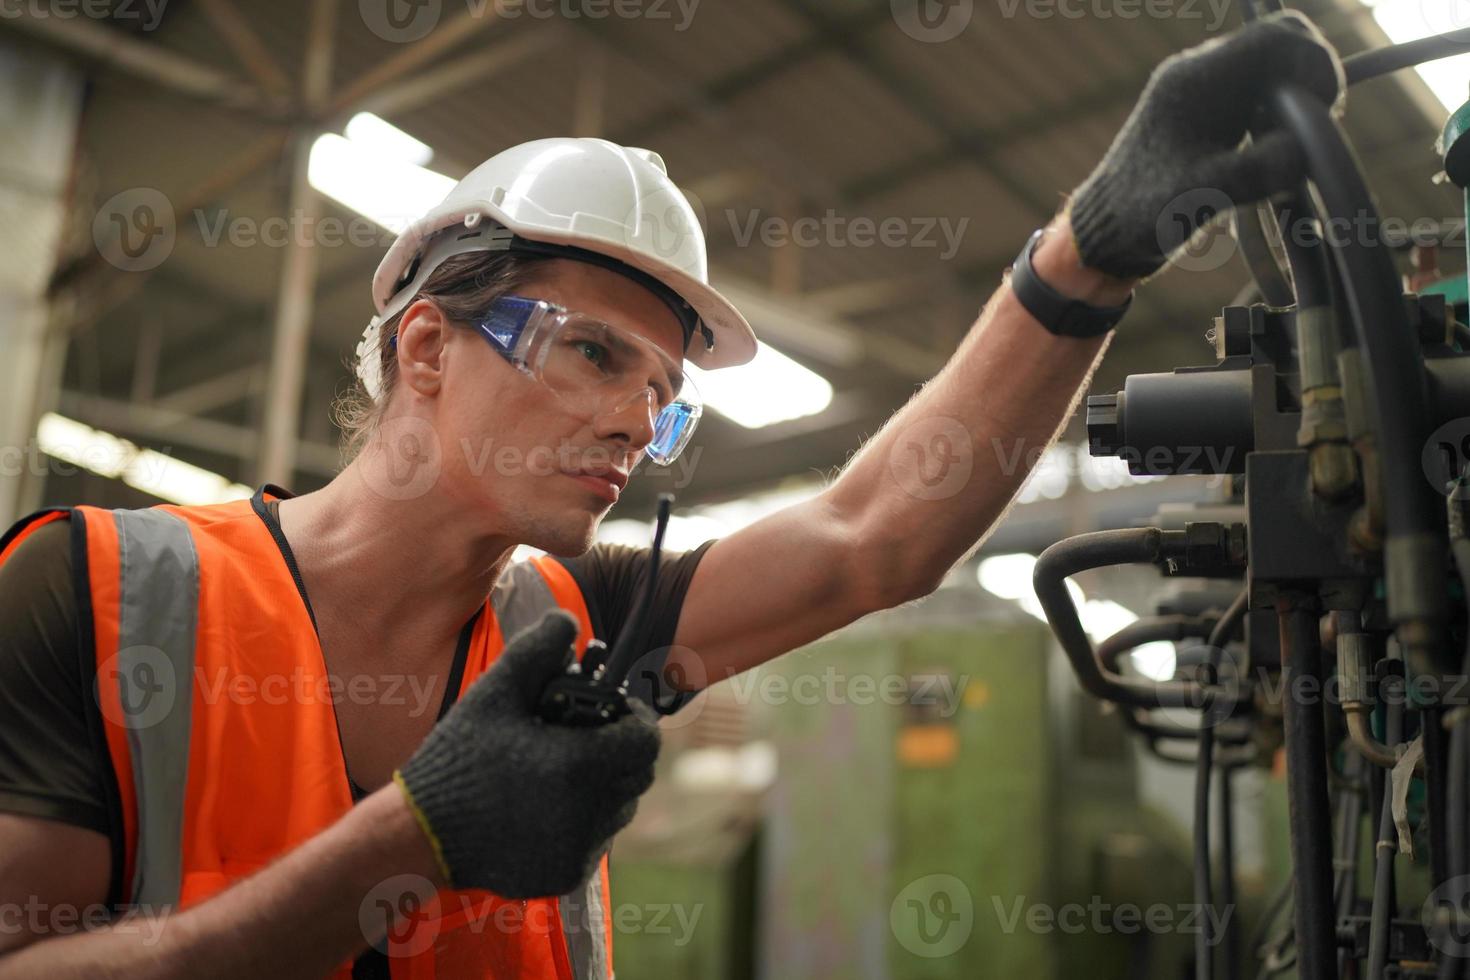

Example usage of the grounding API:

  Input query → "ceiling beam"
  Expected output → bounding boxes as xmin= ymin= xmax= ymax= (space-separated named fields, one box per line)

xmin=327 ymin=4 xmax=508 ymax=114
xmin=354 ymin=30 xmax=561 ymax=120
xmin=4 ymin=10 xmax=262 ymax=110
xmin=194 ymin=0 xmax=292 ymax=101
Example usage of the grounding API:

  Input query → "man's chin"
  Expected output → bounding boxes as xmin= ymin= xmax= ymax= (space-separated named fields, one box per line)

xmin=523 ymin=516 xmax=599 ymax=559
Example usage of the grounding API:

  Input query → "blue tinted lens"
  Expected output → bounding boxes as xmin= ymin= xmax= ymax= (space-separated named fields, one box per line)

xmin=475 ymin=296 xmax=542 ymax=357
xmin=648 ymin=402 xmax=698 ymax=464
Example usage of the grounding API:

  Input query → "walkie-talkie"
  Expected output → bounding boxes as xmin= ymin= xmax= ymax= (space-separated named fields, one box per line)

xmin=537 ymin=493 xmax=673 ymax=726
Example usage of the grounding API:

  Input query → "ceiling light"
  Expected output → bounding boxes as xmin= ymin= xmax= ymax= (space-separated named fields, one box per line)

xmin=343 ymin=112 xmax=434 ymax=166
xmin=1358 ymin=0 xmax=1470 ymax=112
xmin=37 ymin=413 xmax=251 ymax=506
xmin=687 ymin=342 xmax=833 ymax=429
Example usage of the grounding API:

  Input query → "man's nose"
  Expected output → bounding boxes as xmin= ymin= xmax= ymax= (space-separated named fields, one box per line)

xmin=591 ymin=388 xmax=658 ymax=452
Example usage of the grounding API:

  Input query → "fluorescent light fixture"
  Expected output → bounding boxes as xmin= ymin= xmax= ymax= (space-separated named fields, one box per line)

xmin=308 ymin=132 xmax=454 ymax=233
xmin=686 ymin=342 xmax=833 ymax=429
xmin=1358 ymin=0 xmax=1470 ymax=111
xmin=343 ymin=112 xmax=434 ymax=166
xmin=37 ymin=412 xmax=252 ymax=506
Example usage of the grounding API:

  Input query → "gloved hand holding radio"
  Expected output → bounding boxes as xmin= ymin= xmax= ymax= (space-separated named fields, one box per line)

xmin=1067 ymin=10 xmax=1344 ymax=281
xmin=394 ymin=610 xmax=660 ymax=898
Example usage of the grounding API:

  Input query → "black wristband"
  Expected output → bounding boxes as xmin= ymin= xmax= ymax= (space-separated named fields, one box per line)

xmin=1008 ymin=229 xmax=1132 ymax=338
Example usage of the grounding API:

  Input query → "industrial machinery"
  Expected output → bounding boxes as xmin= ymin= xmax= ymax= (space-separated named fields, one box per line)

xmin=1034 ymin=8 xmax=1470 ymax=980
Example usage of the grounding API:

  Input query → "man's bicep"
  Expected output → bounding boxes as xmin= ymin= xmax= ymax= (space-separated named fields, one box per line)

xmin=668 ymin=494 xmax=874 ymax=691
xmin=0 ymin=520 xmax=113 ymax=835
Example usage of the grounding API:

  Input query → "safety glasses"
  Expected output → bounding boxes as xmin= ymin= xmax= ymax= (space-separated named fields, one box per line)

xmin=472 ymin=295 xmax=702 ymax=466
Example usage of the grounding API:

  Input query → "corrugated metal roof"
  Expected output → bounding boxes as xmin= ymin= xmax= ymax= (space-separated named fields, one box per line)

xmin=8 ymin=0 xmax=1467 ymax=503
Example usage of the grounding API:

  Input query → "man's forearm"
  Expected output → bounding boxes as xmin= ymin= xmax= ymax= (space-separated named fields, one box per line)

xmin=0 ymin=784 xmax=445 ymax=980
xmin=830 ymin=213 xmax=1138 ymax=597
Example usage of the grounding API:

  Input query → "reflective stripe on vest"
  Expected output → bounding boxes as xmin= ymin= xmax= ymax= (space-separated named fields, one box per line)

xmin=66 ymin=498 xmax=613 ymax=979
xmin=113 ymin=508 xmax=199 ymax=908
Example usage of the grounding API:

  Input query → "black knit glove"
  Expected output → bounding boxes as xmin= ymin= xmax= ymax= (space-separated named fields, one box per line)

xmin=394 ymin=610 xmax=660 ymax=898
xmin=1068 ymin=11 xmax=1344 ymax=280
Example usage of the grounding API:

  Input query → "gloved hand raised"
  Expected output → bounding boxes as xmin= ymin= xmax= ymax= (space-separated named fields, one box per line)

xmin=394 ymin=609 xmax=660 ymax=898
xmin=1067 ymin=11 xmax=1344 ymax=281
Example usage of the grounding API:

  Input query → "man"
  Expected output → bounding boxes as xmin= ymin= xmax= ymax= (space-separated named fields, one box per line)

xmin=0 ymin=12 xmax=1341 ymax=978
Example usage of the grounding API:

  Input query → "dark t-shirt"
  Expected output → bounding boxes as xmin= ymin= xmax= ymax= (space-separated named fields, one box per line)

xmin=0 ymin=489 xmax=714 ymax=836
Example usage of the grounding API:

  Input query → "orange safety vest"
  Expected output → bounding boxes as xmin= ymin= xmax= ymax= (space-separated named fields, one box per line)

xmin=0 ymin=488 xmax=617 ymax=979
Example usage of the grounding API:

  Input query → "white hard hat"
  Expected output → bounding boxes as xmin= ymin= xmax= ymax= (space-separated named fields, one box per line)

xmin=357 ymin=137 xmax=757 ymax=403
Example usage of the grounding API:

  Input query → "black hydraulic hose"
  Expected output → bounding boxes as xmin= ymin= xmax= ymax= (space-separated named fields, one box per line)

xmin=1194 ymin=590 xmax=1251 ymax=980
xmin=1345 ymin=29 xmax=1470 ymax=86
xmin=1279 ymin=599 xmax=1338 ymax=980
xmin=1097 ymin=614 xmax=1217 ymax=675
xmin=1368 ymin=673 xmax=1406 ymax=980
xmin=1100 ymin=611 xmax=1257 ymax=742
xmin=1335 ymin=751 xmax=1367 ymax=978
xmin=1220 ymin=765 xmax=1241 ymax=980
xmin=1426 ymin=705 xmax=1451 ymax=889
xmin=1034 ymin=529 xmax=1227 ymax=709
xmin=1272 ymin=86 xmax=1445 ymax=626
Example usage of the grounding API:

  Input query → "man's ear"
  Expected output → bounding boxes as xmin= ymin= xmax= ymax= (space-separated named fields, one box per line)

xmin=395 ymin=298 xmax=449 ymax=396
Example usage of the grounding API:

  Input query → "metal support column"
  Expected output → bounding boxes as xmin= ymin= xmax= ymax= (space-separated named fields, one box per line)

xmin=0 ymin=43 xmax=83 ymax=524
xmin=255 ymin=131 xmax=322 ymax=487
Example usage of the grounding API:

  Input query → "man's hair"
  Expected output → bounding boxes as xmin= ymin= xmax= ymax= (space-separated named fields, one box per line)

xmin=333 ymin=250 xmax=551 ymax=465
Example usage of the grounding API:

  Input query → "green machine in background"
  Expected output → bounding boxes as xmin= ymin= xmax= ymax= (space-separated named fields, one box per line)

xmin=751 ymin=587 xmax=1199 ymax=980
